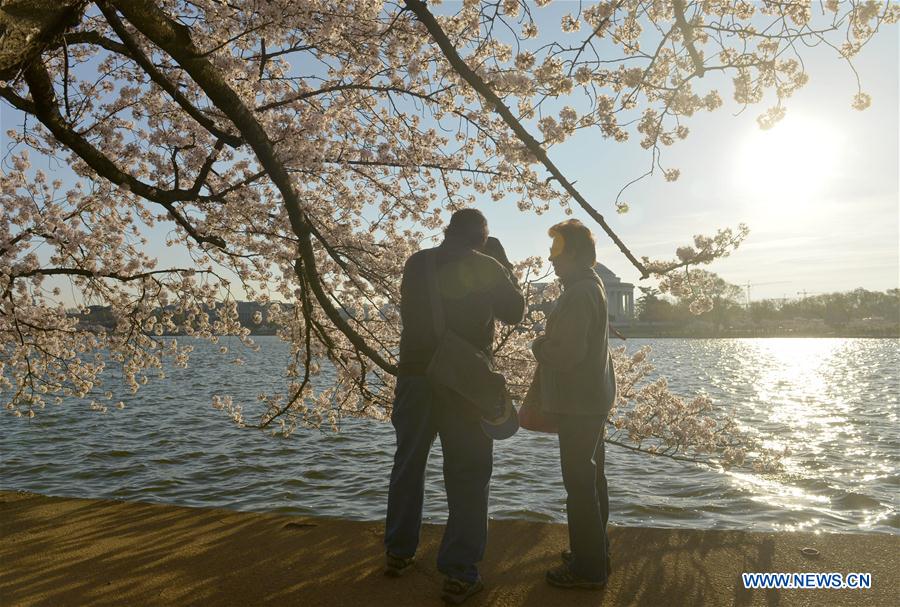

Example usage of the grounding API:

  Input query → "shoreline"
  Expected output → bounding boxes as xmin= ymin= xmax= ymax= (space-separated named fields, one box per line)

xmin=614 ymin=332 xmax=900 ymax=339
xmin=2 ymin=491 xmax=897 ymax=606
xmin=72 ymin=327 xmax=900 ymax=339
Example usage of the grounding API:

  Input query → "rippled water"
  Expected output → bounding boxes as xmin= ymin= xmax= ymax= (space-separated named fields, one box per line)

xmin=2 ymin=338 xmax=897 ymax=534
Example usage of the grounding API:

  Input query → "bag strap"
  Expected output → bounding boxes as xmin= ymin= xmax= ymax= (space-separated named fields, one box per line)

xmin=425 ymin=248 xmax=446 ymax=337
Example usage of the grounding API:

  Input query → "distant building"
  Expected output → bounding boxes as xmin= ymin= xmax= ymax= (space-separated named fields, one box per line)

xmin=594 ymin=263 xmax=634 ymax=323
xmin=530 ymin=263 xmax=635 ymax=324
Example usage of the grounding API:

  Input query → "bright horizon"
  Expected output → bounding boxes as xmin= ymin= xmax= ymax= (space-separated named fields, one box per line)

xmin=479 ymin=8 xmax=899 ymax=302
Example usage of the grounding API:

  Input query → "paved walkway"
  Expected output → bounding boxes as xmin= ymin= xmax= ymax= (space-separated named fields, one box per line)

xmin=1 ymin=491 xmax=896 ymax=606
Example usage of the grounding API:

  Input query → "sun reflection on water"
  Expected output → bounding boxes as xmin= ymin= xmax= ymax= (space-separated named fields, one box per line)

xmin=727 ymin=470 xmax=830 ymax=506
xmin=748 ymin=339 xmax=854 ymax=447
xmin=722 ymin=339 xmax=896 ymax=532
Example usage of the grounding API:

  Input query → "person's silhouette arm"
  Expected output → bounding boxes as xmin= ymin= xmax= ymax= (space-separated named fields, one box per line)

xmin=482 ymin=236 xmax=513 ymax=272
xmin=482 ymin=238 xmax=524 ymax=325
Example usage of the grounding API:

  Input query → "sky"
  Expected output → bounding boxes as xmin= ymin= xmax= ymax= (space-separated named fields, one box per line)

xmin=481 ymin=4 xmax=899 ymax=302
xmin=1 ymin=2 xmax=897 ymax=305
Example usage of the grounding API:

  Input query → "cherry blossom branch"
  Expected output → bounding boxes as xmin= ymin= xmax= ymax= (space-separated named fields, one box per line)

xmin=11 ymin=267 xmax=212 ymax=282
xmin=61 ymin=31 xmax=129 ymax=56
xmin=110 ymin=0 xmax=398 ymax=374
xmin=255 ymin=83 xmax=452 ymax=113
xmin=95 ymin=1 xmax=243 ymax=148
xmin=403 ymin=0 xmax=648 ymax=278
xmin=604 ymin=436 xmax=708 ymax=464
xmin=672 ymin=0 xmax=706 ymax=77
xmin=1 ymin=68 xmax=227 ymax=250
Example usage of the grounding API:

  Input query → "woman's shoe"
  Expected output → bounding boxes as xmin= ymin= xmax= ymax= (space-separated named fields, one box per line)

xmin=560 ymin=550 xmax=613 ymax=576
xmin=440 ymin=576 xmax=484 ymax=604
xmin=384 ymin=552 xmax=415 ymax=577
xmin=546 ymin=563 xmax=606 ymax=590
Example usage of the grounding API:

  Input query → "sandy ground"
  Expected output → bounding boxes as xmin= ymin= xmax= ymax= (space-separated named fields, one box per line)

xmin=0 ymin=491 xmax=896 ymax=606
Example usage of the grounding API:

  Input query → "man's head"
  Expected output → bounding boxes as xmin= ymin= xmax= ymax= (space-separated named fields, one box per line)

xmin=548 ymin=219 xmax=596 ymax=278
xmin=444 ymin=208 xmax=489 ymax=249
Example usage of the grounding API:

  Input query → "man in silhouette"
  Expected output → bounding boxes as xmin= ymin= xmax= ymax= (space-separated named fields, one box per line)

xmin=384 ymin=209 xmax=524 ymax=604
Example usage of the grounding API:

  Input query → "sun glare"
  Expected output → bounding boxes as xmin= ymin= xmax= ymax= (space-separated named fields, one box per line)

xmin=734 ymin=115 xmax=842 ymax=215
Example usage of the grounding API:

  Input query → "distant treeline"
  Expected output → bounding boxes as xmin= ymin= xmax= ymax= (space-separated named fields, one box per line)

xmin=73 ymin=288 xmax=898 ymax=338
xmin=73 ymin=301 xmax=293 ymax=335
xmin=72 ymin=300 xmax=385 ymax=336
xmin=628 ymin=287 xmax=899 ymax=338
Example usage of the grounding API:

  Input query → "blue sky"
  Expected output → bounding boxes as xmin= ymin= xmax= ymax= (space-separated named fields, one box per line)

xmin=482 ymin=5 xmax=899 ymax=301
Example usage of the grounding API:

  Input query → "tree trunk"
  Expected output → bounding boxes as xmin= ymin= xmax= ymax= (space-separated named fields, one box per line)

xmin=0 ymin=0 xmax=85 ymax=81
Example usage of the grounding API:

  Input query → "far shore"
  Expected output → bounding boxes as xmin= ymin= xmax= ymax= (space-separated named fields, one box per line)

xmin=1 ymin=491 xmax=897 ymax=606
xmin=615 ymin=330 xmax=900 ymax=339
xmin=70 ymin=325 xmax=900 ymax=339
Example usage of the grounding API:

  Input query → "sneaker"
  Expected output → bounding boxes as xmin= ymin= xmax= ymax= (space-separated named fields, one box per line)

xmin=440 ymin=576 xmax=484 ymax=605
xmin=545 ymin=563 xmax=605 ymax=590
xmin=561 ymin=549 xmax=612 ymax=576
xmin=384 ymin=552 xmax=414 ymax=577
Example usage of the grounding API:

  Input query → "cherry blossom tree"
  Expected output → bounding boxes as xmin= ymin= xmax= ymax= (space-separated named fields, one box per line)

xmin=1 ymin=0 xmax=895 ymax=471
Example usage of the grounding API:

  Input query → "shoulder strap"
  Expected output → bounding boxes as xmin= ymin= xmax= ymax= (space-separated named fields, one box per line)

xmin=425 ymin=249 xmax=446 ymax=337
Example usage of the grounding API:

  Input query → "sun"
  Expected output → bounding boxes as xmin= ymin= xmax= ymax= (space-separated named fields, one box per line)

xmin=733 ymin=114 xmax=842 ymax=213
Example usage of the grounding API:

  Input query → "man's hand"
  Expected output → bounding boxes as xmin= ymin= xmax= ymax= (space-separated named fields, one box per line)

xmin=482 ymin=236 xmax=513 ymax=270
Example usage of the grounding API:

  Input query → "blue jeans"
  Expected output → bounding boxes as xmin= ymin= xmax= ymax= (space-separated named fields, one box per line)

xmin=558 ymin=413 xmax=610 ymax=583
xmin=384 ymin=376 xmax=493 ymax=583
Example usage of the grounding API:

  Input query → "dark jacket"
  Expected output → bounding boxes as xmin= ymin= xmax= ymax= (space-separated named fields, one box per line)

xmin=527 ymin=267 xmax=617 ymax=416
xmin=398 ymin=241 xmax=525 ymax=376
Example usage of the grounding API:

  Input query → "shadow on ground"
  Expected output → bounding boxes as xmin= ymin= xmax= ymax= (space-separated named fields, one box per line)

xmin=1 ymin=492 xmax=896 ymax=606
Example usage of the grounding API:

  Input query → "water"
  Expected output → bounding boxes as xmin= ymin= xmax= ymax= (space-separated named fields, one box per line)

xmin=2 ymin=337 xmax=898 ymax=534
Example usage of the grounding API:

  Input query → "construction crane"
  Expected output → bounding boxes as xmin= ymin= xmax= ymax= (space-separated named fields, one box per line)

xmin=796 ymin=289 xmax=818 ymax=299
xmin=742 ymin=281 xmax=790 ymax=307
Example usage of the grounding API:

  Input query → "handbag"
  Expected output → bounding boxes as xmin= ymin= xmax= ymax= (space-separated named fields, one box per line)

xmin=424 ymin=249 xmax=507 ymax=420
xmin=518 ymin=368 xmax=558 ymax=433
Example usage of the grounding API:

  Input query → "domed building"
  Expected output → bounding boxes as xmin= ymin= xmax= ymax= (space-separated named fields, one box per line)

xmin=594 ymin=263 xmax=634 ymax=323
xmin=530 ymin=263 xmax=635 ymax=324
